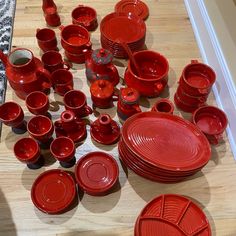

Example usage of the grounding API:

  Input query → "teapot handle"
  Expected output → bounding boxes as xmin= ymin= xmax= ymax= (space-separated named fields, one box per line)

xmin=36 ymin=68 xmax=52 ymax=89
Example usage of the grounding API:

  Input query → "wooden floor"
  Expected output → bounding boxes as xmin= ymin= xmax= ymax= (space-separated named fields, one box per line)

xmin=0 ymin=0 xmax=235 ymax=235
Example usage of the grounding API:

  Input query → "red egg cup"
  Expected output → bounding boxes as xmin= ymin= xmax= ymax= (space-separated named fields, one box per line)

xmin=27 ymin=115 xmax=54 ymax=148
xmin=0 ymin=101 xmax=27 ymax=134
xmin=54 ymin=110 xmax=87 ymax=143
xmin=72 ymin=5 xmax=98 ymax=31
xmin=90 ymin=114 xmax=120 ymax=145
xmin=36 ymin=28 xmax=58 ymax=52
xmin=151 ymin=98 xmax=174 ymax=114
xmin=26 ymin=91 xmax=50 ymax=117
xmin=14 ymin=138 xmax=44 ymax=169
xmin=50 ymin=137 xmax=76 ymax=168
xmin=64 ymin=90 xmax=93 ymax=118
xmin=192 ymin=106 xmax=228 ymax=145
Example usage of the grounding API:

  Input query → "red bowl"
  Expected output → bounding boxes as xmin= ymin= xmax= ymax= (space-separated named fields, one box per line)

xmin=50 ymin=137 xmax=75 ymax=162
xmin=14 ymin=138 xmax=40 ymax=164
xmin=27 ymin=115 xmax=54 ymax=143
xmin=26 ymin=91 xmax=49 ymax=115
xmin=151 ymin=98 xmax=174 ymax=114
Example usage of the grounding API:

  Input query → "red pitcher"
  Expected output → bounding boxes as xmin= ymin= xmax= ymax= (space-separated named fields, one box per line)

xmin=0 ymin=48 xmax=51 ymax=100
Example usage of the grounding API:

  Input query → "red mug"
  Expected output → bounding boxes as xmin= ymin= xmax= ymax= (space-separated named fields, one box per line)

xmin=50 ymin=137 xmax=76 ymax=168
xmin=0 ymin=101 xmax=27 ymax=134
xmin=27 ymin=115 xmax=54 ymax=144
xmin=64 ymin=90 xmax=93 ymax=118
xmin=151 ymin=98 xmax=174 ymax=114
xmin=42 ymin=51 xmax=70 ymax=73
xmin=14 ymin=138 xmax=44 ymax=169
xmin=36 ymin=28 xmax=58 ymax=52
xmin=26 ymin=91 xmax=49 ymax=115
xmin=51 ymin=69 xmax=74 ymax=95
xmin=72 ymin=5 xmax=98 ymax=31
xmin=192 ymin=106 xmax=228 ymax=145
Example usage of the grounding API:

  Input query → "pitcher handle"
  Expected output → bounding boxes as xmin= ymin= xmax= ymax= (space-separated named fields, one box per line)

xmin=0 ymin=50 xmax=8 ymax=67
xmin=36 ymin=68 xmax=52 ymax=89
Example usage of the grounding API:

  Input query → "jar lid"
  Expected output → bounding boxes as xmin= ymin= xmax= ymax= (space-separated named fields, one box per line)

xmin=90 ymin=79 xmax=114 ymax=98
xmin=91 ymin=48 xmax=113 ymax=65
xmin=120 ymin=87 xmax=139 ymax=104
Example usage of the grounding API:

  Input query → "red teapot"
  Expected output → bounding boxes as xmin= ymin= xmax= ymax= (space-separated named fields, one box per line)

xmin=0 ymin=48 xmax=51 ymax=99
xmin=85 ymin=48 xmax=120 ymax=86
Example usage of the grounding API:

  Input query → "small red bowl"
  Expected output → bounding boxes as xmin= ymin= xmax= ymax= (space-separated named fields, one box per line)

xmin=27 ymin=115 xmax=54 ymax=143
xmin=151 ymin=98 xmax=174 ymax=114
xmin=26 ymin=91 xmax=49 ymax=115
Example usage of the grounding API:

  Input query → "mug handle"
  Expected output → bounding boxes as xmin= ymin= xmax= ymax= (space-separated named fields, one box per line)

xmin=36 ymin=68 xmax=52 ymax=89
xmin=63 ymin=61 xmax=71 ymax=70
xmin=84 ymin=105 xmax=93 ymax=115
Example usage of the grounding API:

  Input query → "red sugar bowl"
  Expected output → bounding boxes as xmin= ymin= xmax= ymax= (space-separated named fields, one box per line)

xmin=151 ymin=98 xmax=174 ymax=114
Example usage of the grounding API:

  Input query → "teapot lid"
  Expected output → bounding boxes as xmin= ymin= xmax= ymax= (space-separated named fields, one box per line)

xmin=91 ymin=48 xmax=113 ymax=65
xmin=90 ymin=79 xmax=114 ymax=98
xmin=120 ymin=87 xmax=139 ymax=104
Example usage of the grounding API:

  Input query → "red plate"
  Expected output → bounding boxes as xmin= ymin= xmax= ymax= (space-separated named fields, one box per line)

xmin=75 ymin=152 xmax=119 ymax=195
xmin=31 ymin=169 xmax=77 ymax=214
xmin=122 ymin=112 xmax=211 ymax=172
xmin=100 ymin=12 xmax=146 ymax=44
xmin=135 ymin=194 xmax=211 ymax=236
xmin=115 ymin=0 xmax=149 ymax=20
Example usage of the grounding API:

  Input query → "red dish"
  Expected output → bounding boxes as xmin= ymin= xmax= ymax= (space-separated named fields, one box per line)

xmin=122 ymin=112 xmax=211 ymax=172
xmin=115 ymin=0 xmax=149 ymax=20
xmin=31 ymin=169 xmax=77 ymax=214
xmin=75 ymin=152 xmax=119 ymax=195
xmin=135 ymin=194 xmax=211 ymax=236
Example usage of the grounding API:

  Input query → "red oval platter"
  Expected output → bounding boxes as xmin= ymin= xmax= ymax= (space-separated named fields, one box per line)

xmin=31 ymin=169 xmax=77 ymax=214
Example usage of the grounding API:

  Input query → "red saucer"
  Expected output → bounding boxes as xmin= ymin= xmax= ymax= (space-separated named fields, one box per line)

xmin=31 ymin=169 xmax=77 ymax=214
xmin=75 ymin=152 xmax=119 ymax=196
xmin=115 ymin=0 xmax=149 ymax=20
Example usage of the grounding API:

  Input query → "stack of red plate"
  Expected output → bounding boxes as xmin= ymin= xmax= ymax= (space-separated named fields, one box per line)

xmin=134 ymin=194 xmax=211 ymax=236
xmin=100 ymin=12 xmax=146 ymax=58
xmin=118 ymin=112 xmax=211 ymax=183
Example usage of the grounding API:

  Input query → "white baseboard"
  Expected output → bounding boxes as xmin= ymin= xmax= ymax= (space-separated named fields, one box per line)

xmin=184 ymin=0 xmax=236 ymax=158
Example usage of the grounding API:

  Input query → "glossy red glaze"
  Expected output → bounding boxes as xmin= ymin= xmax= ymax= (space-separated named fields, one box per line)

xmin=14 ymin=138 xmax=40 ymax=164
xmin=64 ymin=90 xmax=93 ymax=118
xmin=72 ymin=5 xmax=98 ymax=31
xmin=151 ymin=98 xmax=174 ymax=114
xmin=44 ymin=12 xmax=61 ymax=27
xmin=85 ymin=48 xmax=120 ymax=86
xmin=54 ymin=110 xmax=87 ymax=142
xmin=0 ymin=101 xmax=24 ymax=127
xmin=90 ymin=114 xmax=120 ymax=145
xmin=192 ymin=106 xmax=228 ymax=145
xmin=42 ymin=0 xmax=57 ymax=14
xmin=64 ymin=50 xmax=87 ymax=64
xmin=36 ymin=28 xmax=57 ymax=52
xmin=27 ymin=115 xmax=54 ymax=143
xmin=50 ymin=137 xmax=75 ymax=162
xmin=0 ymin=48 xmax=51 ymax=100
xmin=42 ymin=51 xmax=70 ymax=73
xmin=115 ymin=0 xmax=149 ymax=20
xmin=124 ymin=50 xmax=169 ymax=97
xmin=75 ymin=151 xmax=119 ymax=195
xmin=26 ymin=91 xmax=49 ymax=115
xmin=51 ymin=69 xmax=74 ymax=95
xmin=31 ymin=169 xmax=77 ymax=214
xmin=90 ymin=80 xmax=118 ymax=108
xmin=60 ymin=24 xmax=90 ymax=54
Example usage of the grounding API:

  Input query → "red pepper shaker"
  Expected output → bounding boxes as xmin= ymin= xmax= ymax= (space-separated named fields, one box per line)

xmin=42 ymin=0 xmax=61 ymax=27
xmin=117 ymin=87 xmax=142 ymax=122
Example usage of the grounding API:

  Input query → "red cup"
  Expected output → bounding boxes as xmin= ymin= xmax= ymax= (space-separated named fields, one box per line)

xmin=36 ymin=28 xmax=58 ymax=52
xmin=192 ymin=106 xmax=228 ymax=145
xmin=179 ymin=60 xmax=216 ymax=96
xmin=59 ymin=24 xmax=91 ymax=54
xmin=51 ymin=69 xmax=74 ymax=96
xmin=26 ymin=91 xmax=50 ymax=115
xmin=64 ymin=90 xmax=93 ymax=118
xmin=50 ymin=137 xmax=76 ymax=168
xmin=124 ymin=50 xmax=169 ymax=97
xmin=27 ymin=115 xmax=54 ymax=144
xmin=72 ymin=5 xmax=98 ymax=31
xmin=42 ymin=51 xmax=70 ymax=73
xmin=151 ymin=98 xmax=174 ymax=114
xmin=0 ymin=101 xmax=27 ymax=134
xmin=14 ymin=138 xmax=44 ymax=169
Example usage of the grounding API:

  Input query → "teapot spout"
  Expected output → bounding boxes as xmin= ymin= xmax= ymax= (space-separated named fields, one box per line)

xmin=0 ymin=50 xmax=8 ymax=67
